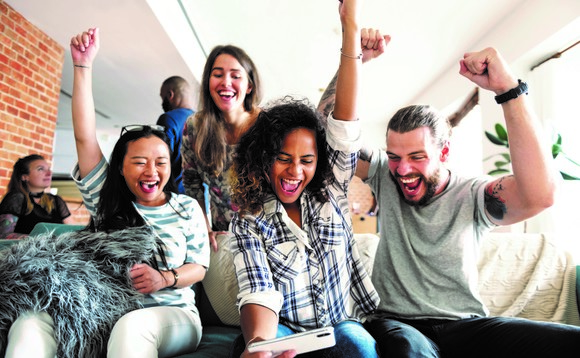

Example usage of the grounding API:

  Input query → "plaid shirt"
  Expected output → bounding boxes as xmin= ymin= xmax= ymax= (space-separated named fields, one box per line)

xmin=231 ymin=117 xmax=379 ymax=332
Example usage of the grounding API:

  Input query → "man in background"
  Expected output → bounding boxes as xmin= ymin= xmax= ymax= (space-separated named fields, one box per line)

xmin=157 ymin=76 xmax=195 ymax=194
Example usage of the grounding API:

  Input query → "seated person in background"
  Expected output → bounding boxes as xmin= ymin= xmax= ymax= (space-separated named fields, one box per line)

xmin=4 ymin=27 xmax=210 ymax=358
xmin=0 ymin=154 xmax=73 ymax=239
xmin=157 ymin=75 xmax=195 ymax=194
xmin=321 ymin=45 xmax=580 ymax=356
xmin=228 ymin=0 xmax=383 ymax=357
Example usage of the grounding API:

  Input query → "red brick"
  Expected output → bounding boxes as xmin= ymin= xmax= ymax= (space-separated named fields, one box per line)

xmin=0 ymin=3 xmax=64 ymax=198
xmin=15 ymin=99 xmax=26 ymax=110
xmin=0 ymin=62 xmax=10 ymax=74
xmin=11 ymin=41 xmax=24 ymax=56
xmin=14 ymin=24 xmax=26 ymax=38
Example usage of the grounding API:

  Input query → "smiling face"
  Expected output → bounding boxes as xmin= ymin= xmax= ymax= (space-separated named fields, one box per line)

xmin=209 ymin=54 xmax=252 ymax=115
xmin=121 ymin=136 xmax=171 ymax=207
xmin=386 ymin=126 xmax=449 ymax=206
xmin=269 ymin=128 xmax=318 ymax=212
xmin=22 ymin=159 xmax=52 ymax=192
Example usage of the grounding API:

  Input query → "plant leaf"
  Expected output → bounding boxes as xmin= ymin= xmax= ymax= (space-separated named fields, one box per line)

xmin=485 ymin=131 xmax=508 ymax=146
xmin=488 ymin=168 xmax=511 ymax=176
xmin=560 ymin=151 xmax=580 ymax=167
xmin=552 ymin=143 xmax=562 ymax=158
xmin=560 ymin=171 xmax=580 ymax=180
xmin=494 ymin=161 xmax=510 ymax=168
xmin=500 ymin=153 xmax=511 ymax=162
xmin=495 ymin=123 xmax=508 ymax=141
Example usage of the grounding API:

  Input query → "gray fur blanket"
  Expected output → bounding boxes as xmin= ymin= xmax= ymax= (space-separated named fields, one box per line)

xmin=0 ymin=226 xmax=158 ymax=358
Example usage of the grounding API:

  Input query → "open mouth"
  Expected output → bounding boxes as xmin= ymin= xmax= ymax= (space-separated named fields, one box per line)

xmin=218 ymin=90 xmax=235 ymax=100
xmin=399 ymin=176 xmax=422 ymax=195
xmin=280 ymin=178 xmax=301 ymax=194
xmin=140 ymin=180 xmax=159 ymax=194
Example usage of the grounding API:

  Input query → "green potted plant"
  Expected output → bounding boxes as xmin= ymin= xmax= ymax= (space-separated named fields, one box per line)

xmin=484 ymin=122 xmax=580 ymax=180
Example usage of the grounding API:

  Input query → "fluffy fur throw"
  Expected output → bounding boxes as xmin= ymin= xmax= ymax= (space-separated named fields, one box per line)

xmin=0 ymin=226 xmax=158 ymax=357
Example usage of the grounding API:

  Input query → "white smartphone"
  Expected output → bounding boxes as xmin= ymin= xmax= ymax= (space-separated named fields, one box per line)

xmin=247 ymin=326 xmax=335 ymax=356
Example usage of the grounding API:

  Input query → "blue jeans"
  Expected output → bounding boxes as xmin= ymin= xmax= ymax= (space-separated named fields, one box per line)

xmin=364 ymin=316 xmax=580 ymax=358
xmin=230 ymin=321 xmax=378 ymax=358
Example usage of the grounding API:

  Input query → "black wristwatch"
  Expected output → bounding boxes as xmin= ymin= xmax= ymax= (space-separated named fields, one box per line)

xmin=494 ymin=79 xmax=528 ymax=104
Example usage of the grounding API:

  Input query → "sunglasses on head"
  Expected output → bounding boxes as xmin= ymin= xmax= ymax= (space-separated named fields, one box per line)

xmin=120 ymin=124 xmax=165 ymax=136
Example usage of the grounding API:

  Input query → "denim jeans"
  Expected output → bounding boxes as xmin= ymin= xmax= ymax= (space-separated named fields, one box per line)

xmin=365 ymin=316 xmax=580 ymax=358
xmin=231 ymin=320 xmax=378 ymax=357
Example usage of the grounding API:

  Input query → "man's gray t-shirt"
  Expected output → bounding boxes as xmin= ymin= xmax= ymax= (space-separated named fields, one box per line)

xmin=366 ymin=149 xmax=496 ymax=320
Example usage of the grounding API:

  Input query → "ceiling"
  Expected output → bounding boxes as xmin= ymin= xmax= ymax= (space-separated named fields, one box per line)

xmin=7 ymin=0 xmax=527 ymax=140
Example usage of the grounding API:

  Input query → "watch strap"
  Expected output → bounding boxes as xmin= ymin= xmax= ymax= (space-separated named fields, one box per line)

xmin=494 ymin=79 xmax=528 ymax=104
xmin=169 ymin=268 xmax=179 ymax=288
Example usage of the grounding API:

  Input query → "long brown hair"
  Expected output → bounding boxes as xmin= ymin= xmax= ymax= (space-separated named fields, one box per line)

xmin=192 ymin=45 xmax=262 ymax=175
xmin=6 ymin=154 xmax=54 ymax=214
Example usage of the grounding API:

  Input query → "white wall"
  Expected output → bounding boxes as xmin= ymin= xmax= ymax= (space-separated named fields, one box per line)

xmin=413 ymin=0 xmax=580 ymax=246
xmin=414 ymin=0 xmax=580 ymax=111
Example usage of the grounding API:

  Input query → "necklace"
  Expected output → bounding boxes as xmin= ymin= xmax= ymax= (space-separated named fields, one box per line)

xmin=29 ymin=191 xmax=45 ymax=199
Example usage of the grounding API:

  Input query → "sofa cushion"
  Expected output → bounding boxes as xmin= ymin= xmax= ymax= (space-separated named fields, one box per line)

xmin=353 ymin=233 xmax=380 ymax=276
xmin=29 ymin=222 xmax=85 ymax=236
xmin=173 ymin=326 xmax=240 ymax=358
xmin=477 ymin=232 xmax=580 ymax=325
xmin=201 ymin=233 xmax=241 ymax=326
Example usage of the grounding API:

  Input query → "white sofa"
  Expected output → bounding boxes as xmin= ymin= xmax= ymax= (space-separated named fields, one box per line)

xmin=202 ymin=232 xmax=580 ymax=328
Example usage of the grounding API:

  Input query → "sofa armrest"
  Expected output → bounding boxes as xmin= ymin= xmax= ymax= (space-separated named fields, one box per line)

xmin=29 ymin=223 xmax=85 ymax=236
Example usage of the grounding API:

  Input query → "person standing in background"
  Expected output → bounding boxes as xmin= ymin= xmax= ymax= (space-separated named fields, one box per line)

xmin=181 ymin=44 xmax=262 ymax=251
xmin=158 ymin=76 xmax=195 ymax=194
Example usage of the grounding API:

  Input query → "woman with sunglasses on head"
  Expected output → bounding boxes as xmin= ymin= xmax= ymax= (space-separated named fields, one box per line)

xmin=229 ymin=0 xmax=381 ymax=357
xmin=0 ymin=154 xmax=74 ymax=239
xmin=4 ymin=28 xmax=210 ymax=358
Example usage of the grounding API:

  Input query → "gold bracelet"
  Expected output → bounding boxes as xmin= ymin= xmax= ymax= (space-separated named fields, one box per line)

xmin=340 ymin=48 xmax=362 ymax=60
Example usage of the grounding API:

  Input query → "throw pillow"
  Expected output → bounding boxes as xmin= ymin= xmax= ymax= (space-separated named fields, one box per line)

xmin=202 ymin=233 xmax=241 ymax=326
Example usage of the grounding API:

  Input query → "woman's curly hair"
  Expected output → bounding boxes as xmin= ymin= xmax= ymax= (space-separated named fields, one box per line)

xmin=230 ymin=96 xmax=332 ymax=215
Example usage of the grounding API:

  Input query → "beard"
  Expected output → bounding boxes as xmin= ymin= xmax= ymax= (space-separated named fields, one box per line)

xmin=162 ymin=97 xmax=173 ymax=112
xmin=389 ymin=169 xmax=441 ymax=207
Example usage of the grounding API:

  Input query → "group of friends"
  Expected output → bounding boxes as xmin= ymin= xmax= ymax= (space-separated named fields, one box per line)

xmin=1 ymin=0 xmax=580 ymax=357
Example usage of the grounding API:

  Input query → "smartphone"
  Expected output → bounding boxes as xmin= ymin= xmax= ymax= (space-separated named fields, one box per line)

xmin=247 ymin=326 xmax=335 ymax=356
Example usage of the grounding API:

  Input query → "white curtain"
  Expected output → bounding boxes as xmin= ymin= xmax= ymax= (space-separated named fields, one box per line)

xmin=526 ymin=45 xmax=580 ymax=261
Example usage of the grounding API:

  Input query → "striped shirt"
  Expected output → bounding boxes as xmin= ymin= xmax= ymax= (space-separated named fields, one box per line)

xmin=72 ymin=158 xmax=210 ymax=312
xmin=230 ymin=117 xmax=379 ymax=332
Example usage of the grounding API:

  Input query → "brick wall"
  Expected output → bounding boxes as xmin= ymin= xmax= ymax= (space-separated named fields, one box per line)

xmin=0 ymin=3 xmax=89 ymax=225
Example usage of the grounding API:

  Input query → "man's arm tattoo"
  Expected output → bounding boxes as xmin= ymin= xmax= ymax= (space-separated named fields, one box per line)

xmin=484 ymin=176 xmax=510 ymax=220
